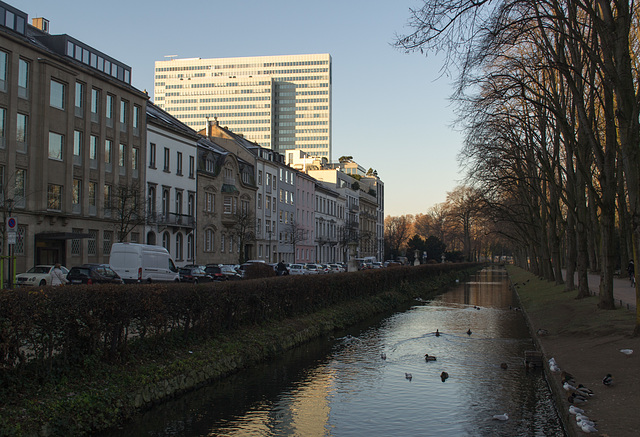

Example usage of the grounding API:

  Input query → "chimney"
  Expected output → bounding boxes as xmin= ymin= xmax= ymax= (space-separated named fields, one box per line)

xmin=32 ymin=17 xmax=50 ymax=34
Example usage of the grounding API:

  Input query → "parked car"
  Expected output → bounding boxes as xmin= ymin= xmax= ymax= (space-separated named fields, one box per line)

xmin=371 ymin=262 xmax=383 ymax=269
xmin=304 ymin=263 xmax=321 ymax=274
xmin=288 ymin=264 xmax=307 ymax=275
xmin=178 ymin=266 xmax=214 ymax=284
xmin=220 ymin=265 xmax=242 ymax=280
xmin=16 ymin=265 xmax=69 ymax=287
xmin=66 ymin=264 xmax=124 ymax=285
xmin=319 ymin=264 xmax=332 ymax=273
xmin=109 ymin=243 xmax=179 ymax=283
xmin=329 ymin=263 xmax=345 ymax=273
xmin=204 ymin=264 xmax=233 ymax=281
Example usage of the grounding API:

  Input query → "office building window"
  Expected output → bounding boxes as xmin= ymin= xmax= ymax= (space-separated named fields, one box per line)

xmin=15 ymin=169 xmax=25 ymax=203
xmin=47 ymin=184 xmax=62 ymax=210
xmin=73 ymin=130 xmax=82 ymax=159
xmin=89 ymin=181 xmax=97 ymax=207
xmin=91 ymin=89 xmax=100 ymax=114
xmin=90 ymin=135 xmax=98 ymax=160
xmin=75 ymin=82 xmax=84 ymax=113
xmin=105 ymin=140 xmax=112 ymax=163
xmin=50 ymin=80 xmax=65 ymax=109
xmin=119 ymin=143 xmax=127 ymax=167
xmin=73 ymin=179 xmax=81 ymax=205
xmin=48 ymin=132 xmax=63 ymax=160
xmin=16 ymin=113 xmax=27 ymax=146
xmin=0 ymin=51 xmax=6 ymax=91
xmin=104 ymin=184 xmax=112 ymax=210
xmin=106 ymin=94 xmax=114 ymax=120
xmin=18 ymin=59 xmax=28 ymax=98
xmin=120 ymin=99 xmax=127 ymax=124
xmin=132 ymin=147 xmax=139 ymax=170
xmin=133 ymin=105 xmax=140 ymax=130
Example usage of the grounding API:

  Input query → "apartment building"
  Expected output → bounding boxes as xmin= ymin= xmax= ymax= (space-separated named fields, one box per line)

xmin=145 ymin=102 xmax=198 ymax=266
xmin=154 ymin=53 xmax=332 ymax=159
xmin=315 ymin=182 xmax=343 ymax=263
xmin=294 ymin=171 xmax=316 ymax=263
xmin=0 ymin=2 xmax=147 ymax=272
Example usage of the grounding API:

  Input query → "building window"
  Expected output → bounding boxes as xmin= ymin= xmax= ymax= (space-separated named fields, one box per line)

xmin=90 ymin=135 xmax=98 ymax=162
xmin=88 ymin=230 xmax=97 ymax=256
xmin=72 ymin=179 xmax=81 ymax=205
xmin=258 ymin=170 xmax=263 ymax=185
xmin=162 ymin=231 xmax=170 ymax=252
xmin=75 ymin=82 xmax=84 ymax=113
xmin=187 ymin=234 xmax=194 ymax=260
xmin=147 ymin=185 xmax=156 ymax=215
xmin=188 ymin=193 xmax=195 ymax=217
xmin=105 ymin=140 xmax=112 ymax=163
xmin=176 ymin=151 xmax=183 ymax=175
xmin=103 ymin=231 xmax=113 ymax=256
xmin=89 ymin=181 xmax=97 ymax=206
xmin=223 ymin=196 xmax=232 ymax=214
xmin=133 ymin=105 xmax=140 ymax=132
xmin=71 ymin=228 xmax=82 ymax=256
xmin=16 ymin=113 xmax=27 ymax=151
xmin=176 ymin=233 xmax=183 ymax=261
xmin=106 ymin=94 xmax=114 ymax=121
xmin=205 ymin=192 xmax=214 ymax=212
xmin=0 ymin=51 xmax=7 ymax=91
xmin=14 ymin=169 xmax=25 ymax=205
xmin=163 ymin=147 xmax=170 ymax=171
xmin=119 ymin=143 xmax=127 ymax=167
xmin=189 ymin=156 xmax=194 ymax=178
xmin=131 ymin=232 xmax=139 ymax=243
xmin=149 ymin=143 xmax=156 ymax=168
xmin=175 ymin=191 xmax=183 ymax=216
xmin=50 ymin=80 xmax=65 ymax=109
xmin=258 ymin=193 xmax=262 ymax=208
xmin=162 ymin=189 xmax=169 ymax=219
xmin=132 ymin=147 xmax=139 ymax=170
xmin=47 ymin=184 xmax=62 ymax=210
xmin=220 ymin=234 xmax=225 ymax=252
xmin=104 ymin=184 xmax=112 ymax=211
xmin=73 ymin=130 xmax=82 ymax=164
xmin=0 ymin=107 xmax=5 ymax=147
xmin=120 ymin=99 xmax=127 ymax=124
xmin=18 ymin=59 xmax=28 ymax=98
xmin=48 ymin=132 xmax=64 ymax=160
xmin=91 ymin=88 xmax=100 ymax=115
xmin=205 ymin=229 xmax=214 ymax=252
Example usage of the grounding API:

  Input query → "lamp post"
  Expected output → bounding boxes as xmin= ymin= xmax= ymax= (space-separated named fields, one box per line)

xmin=4 ymin=198 xmax=15 ymax=289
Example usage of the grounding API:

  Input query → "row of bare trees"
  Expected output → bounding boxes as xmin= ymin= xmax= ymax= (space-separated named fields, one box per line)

xmin=385 ymin=186 xmax=508 ymax=262
xmin=395 ymin=1 xmax=640 ymax=333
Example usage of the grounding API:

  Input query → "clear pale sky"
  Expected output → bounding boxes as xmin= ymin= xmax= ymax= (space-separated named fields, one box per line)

xmin=17 ymin=0 xmax=464 ymax=217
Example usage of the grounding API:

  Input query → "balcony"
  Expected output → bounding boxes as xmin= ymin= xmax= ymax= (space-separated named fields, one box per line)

xmin=149 ymin=212 xmax=195 ymax=229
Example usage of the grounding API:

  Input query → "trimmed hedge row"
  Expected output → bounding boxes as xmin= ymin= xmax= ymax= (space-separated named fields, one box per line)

xmin=0 ymin=263 xmax=478 ymax=383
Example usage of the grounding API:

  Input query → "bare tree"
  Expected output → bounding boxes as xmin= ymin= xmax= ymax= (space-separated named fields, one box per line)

xmin=230 ymin=208 xmax=257 ymax=264
xmin=384 ymin=215 xmax=414 ymax=259
xmin=283 ymin=219 xmax=310 ymax=263
xmin=108 ymin=180 xmax=147 ymax=242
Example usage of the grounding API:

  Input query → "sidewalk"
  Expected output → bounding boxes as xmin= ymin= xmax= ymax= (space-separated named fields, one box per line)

xmin=564 ymin=270 xmax=636 ymax=309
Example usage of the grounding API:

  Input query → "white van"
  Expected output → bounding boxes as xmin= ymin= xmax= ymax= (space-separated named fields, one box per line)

xmin=109 ymin=243 xmax=179 ymax=283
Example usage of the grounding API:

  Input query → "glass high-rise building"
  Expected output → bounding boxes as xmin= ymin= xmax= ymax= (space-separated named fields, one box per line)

xmin=154 ymin=53 xmax=332 ymax=160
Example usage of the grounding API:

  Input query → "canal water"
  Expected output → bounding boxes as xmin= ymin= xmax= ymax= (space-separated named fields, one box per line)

xmin=101 ymin=267 xmax=564 ymax=436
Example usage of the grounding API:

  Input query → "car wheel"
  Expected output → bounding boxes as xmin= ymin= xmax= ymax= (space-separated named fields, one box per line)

xmin=194 ymin=279 xmax=198 ymax=284
xmin=147 ymin=278 xmax=153 ymax=284
xmin=39 ymin=279 xmax=46 ymax=286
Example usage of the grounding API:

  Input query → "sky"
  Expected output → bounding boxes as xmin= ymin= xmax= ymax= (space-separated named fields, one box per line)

xmin=17 ymin=0 xmax=465 ymax=217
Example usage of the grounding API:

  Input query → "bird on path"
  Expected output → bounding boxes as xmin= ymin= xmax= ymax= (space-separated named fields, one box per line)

xmin=620 ymin=349 xmax=633 ymax=355
xmin=569 ymin=405 xmax=584 ymax=415
xmin=563 ymin=381 xmax=577 ymax=391
xmin=576 ymin=384 xmax=594 ymax=396
xmin=492 ymin=413 xmax=509 ymax=421
xmin=602 ymin=373 xmax=613 ymax=386
xmin=561 ymin=371 xmax=576 ymax=385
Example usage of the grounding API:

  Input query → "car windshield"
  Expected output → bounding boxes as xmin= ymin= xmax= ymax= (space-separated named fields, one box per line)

xmin=179 ymin=268 xmax=192 ymax=275
xmin=27 ymin=266 xmax=52 ymax=274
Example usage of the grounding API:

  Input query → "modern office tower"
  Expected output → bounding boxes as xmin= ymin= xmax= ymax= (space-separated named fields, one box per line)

xmin=154 ymin=53 xmax=332 ymax=160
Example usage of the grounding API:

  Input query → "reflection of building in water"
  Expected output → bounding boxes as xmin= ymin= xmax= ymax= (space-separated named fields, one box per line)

xmin=219 ymin=370 xmax=333 ymax=436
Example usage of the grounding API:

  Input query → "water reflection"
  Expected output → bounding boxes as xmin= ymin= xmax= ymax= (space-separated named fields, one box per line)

xmin=99 ymin=267 xmax=564 ymax=437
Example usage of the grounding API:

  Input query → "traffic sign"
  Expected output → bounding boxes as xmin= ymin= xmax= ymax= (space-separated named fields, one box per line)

xmin=6 ymin=216 xmax=17 ymax=230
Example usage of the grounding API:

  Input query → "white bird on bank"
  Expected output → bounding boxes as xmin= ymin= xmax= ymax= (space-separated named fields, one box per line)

xmin=620 ymin=349 xmax=633 ymax=355
xmin=580 ymin=422 xmax=598 ymax=433
xmin=492 ymin=413 xmax=509 ymax=421
xmin=563 ymin=382 xmax=577 ymax=391
xmin=569 ymin=405 xmax=584 ymax=415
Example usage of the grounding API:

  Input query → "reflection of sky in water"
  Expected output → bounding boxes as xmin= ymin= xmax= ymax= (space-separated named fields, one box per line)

xmin=98 ymin=268 xmax=564 ymax=437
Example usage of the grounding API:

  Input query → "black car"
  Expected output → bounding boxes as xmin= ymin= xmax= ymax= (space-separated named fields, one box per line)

xmin=204 ymin=264 xmax=241 ymax=281
xmin=66 ymin=264 xmax=124 ymax=285
xmin=178 ymin=266 xmax=214 ymax=284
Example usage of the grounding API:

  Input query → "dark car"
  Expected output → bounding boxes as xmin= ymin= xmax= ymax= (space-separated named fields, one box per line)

xmin=67 ymin=264 xmax=124 ymax=285
xmin=205 ymin=264 xmax=242 ymax=280
xmin=179 ymin=266 xmax=213 ymax=284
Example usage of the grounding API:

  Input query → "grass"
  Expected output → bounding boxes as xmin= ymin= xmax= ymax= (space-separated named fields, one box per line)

xmin=508 ymin=266 xmax=635 ymax=337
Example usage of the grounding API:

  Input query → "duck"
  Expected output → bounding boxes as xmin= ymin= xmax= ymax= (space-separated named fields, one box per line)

xmin=602 ymin=373 xmax=613 ymax=386
xmin=568 ymin=393 xmax=587 ymax=404
xmin=435 ymin=329 xmax=440 ymax=337
xmin=424 ymin=353 xmax=437 ymax=361
xmin=380 ymin=353 xmax=386 ymax=360
xmin=405 ymin=373 xmax=413 ymax=381
xmin=500 ymin=362 xmax=508 ymax=370
xmin=466 ymin=329 xmax=472 ymax=335
xmin=440 ymin=371 xmax=449 ymax=381
xmin=561 ymin=371 xmax=576 ymax=385
xmin=492 ymin=413 xmax=509 ymax=421
xmin=576 ymin=384 xmax=594 ymax=396
xmin=563 ymin=381 xmax=577 ymax=391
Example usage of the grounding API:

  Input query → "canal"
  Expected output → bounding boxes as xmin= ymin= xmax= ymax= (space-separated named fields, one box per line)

xmin=101 ymin=267 xmax=565 ymax=436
